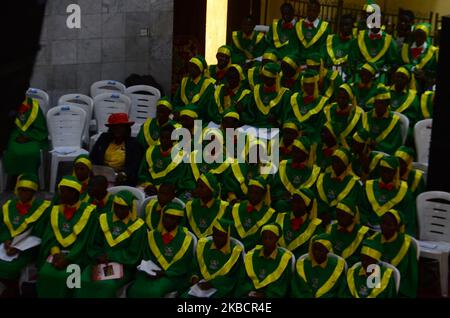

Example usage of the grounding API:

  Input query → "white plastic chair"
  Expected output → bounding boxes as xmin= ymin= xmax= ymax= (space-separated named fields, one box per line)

xmin=414 ymin=119 xmax=432 ymax=165
xmin=47 ymin=105 xmax=88 ymax=193
xmin=125 ymin=85 xmax=161 ymax=137
xmin=90 ymin=80 xmax=126 ymax=98
xmin=92 ymin=165 xmax=118 ymax=188
xmin=394 ymin=112 xmax=409 ymax=145
xmin=413 ymin=162 xmax=428 ymax=185
xmin=416 ymin=191 xmax=450 ymax=297
xmin=108 ymin=186 xmax=146 ymax=213
xmin=26 ymin=88 xmax=49 ymax=114
xmin=58 ymin=94 xmax=94 ymax=145
xmin=279 ymin=246 xmax=296 ymax=273
xmin=140 ymin=195 xmax=186 ymax=217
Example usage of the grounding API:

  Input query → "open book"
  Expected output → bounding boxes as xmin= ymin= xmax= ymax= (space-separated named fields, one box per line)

xmin=188 ymin=279 xmax=217 ymax=298
xmin=0 ymin=229 xmax=42 ymax=262
xmin=137 ymin=259 xmax=161 ymax=276
xmin=92 ymin=262 xmax=124 ymax=281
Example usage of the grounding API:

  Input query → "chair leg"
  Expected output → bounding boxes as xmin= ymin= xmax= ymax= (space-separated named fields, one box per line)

xmin=440 ymin=253 xmax=449 ymax=298
xmin=49 ymin=154 xmax=59 ymax=193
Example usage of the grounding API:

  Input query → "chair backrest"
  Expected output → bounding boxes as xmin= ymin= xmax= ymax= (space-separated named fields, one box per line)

xmin=139 ymin=196 xmax=186 ymax=217
xmin=379 ymin=261 xmax=401 ymax=294
xmin=93 ymin=93 xmax=132 ymax=133
xmin=412 ymin=162 xmax=428 ymax=185
xmin=410 ymin=236 xmax=420 ymax=260
xmin=92 ymin=165 xmax=117 ymax=185
xmin=26 ymin=88 xmax=49 ymax=114
xmin=414 ymin=119 xmax=432 ymax=165
xmin=125 ymin=85 xmax=161 ymax=125
xmin=107 ymin=186 xmax=146 ymax=214
xmin=58 ymin=94 xmax=94 ymax=143
xmin=278 ymin=247 xmax=295 ymax=273
xmin=46 ymin=105 xmax=86 ymax=149
xmin=187 ymin=230 xmax=198 ymax=252
xmin=394 ymin=112 xmax=409 ymax=145
xmin=417 ymin=191 xmax=450 ymax=244
xmin=90 ymin=80 xmax=126 ymax=98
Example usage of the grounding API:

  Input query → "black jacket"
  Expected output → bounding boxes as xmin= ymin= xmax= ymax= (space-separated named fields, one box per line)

xmin=90 ymin=133 xmax=143 ymax=186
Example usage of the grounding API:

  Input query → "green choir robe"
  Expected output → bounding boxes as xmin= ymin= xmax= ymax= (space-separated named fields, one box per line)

xmin=231 ymin=31 xmax=267 ymax=65
xmin=284 ymin=92 xmax=328 ymax=144
xmin=351 ymin=81 xmax=380 ymax=112
xmin=316 ymin=144 xmax=340 ymax=171
xmin=266 ymin=19 xmax=299 ymax=59
xmin=212 ymin=84 xmax=252 ymax=122
xmin=270 ymin=160 xmax=321 ymax=212
xmin=371 ymin=232 xmax=418 ymax=298
xmin=241 ymin=85 xmax=290 ymax=128
xmin=323 ymin=34 xmax=355 ymax=69
xmin=3 ymin=98 xmax=48 ymax=176
xmin=362 ymin=180 xmax=417 ymax=236
xmin=389 ymin=88 xmax=420 ymax=145
xmin=84 ymin=193 xmax=114 ymax=215
xmin=346 ymin=262 xmax=397 ymax=298
xmin=318 ymin=69 xmax=343 ymax=100
xmin=230 ymin=201 xmax=276 ymax=251
xmin=327 ymin=223 xmax=369 ymax=267
xmin=172 ymin=76 xmax=215 ymax=117
xmin=401 ymin=40 xmax=438 ymax=74
xmin=137 ymin=118 xmax=165 ymax=150
xmin=0 ymin=198 xmax=50 ymax=279
xmin=185 ymin=198 xmax=229 ymax=239
xmin=275 ymin=213 xmax=323 ymax=259
xmin=365 ymin=110 xmax=403 ymax=155
xmin=247 ymin=65 xmax=262 ymax=90
xmin=184 ymin=237 xmax=245 ymax=298
xmin=127 ymin=226 xmax=195 ymax=298
xmin=291 ymin=254 xmax=347 ymax=298
xmin=235 ymin=245 xmax=293 ymax=298
xmin=295 ymin=19 xmax=331 ymax=63
xmin=209 ymin=65 xmax=230 ymax=86
xmin=74 ymin=212 xmax=146 ymax=298
xmin=36 ymin=202 xmax=97 ymax=298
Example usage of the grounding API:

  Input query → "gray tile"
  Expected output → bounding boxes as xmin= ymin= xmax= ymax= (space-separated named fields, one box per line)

xmin=78 ymin=0 xmax=102 ymax=14
xmin=77 ymin=39 xmax=102 ymax=63
xmin=51 ymin=40 xmax=77 ymax=65
xmin=126 ymin=37 xmax=149 ymax=61
xmin=40 ymin=17 xmax=50 ymax=41
xmin=77 ymin=64 xmax=102 ymax=94
xmin=36 ymin=42 xmax=51 ymax=66
xmin=48 ymin=15 xmax=79 ymax=40
xmin=149 ymin=10 xmax=173 ymax=38
xmin=79 ymin=14 xmax=102 ymax=39
xmin=102 ymin=38 xmax=126 ymax=62
xmin=102 ymin=0 xmax=124 ymax=13
xmin=45 ymin=1 xmax=53 ymax=16
xmin=150 ymin=37 xmax=173 ymax=60
xmin=149 ymin=58 xmax=172 ymax=94
xmin=150 ymin=0 xmax=174 ymax=12
xmin=101 ymin=62 xmax=126 ymax=81
xmin=102 ymin=13 xmax=126 ymax=38
xmin=52 ymin=0 xmax=79 ymax=15
xmin=126 ymin=12 xmax=151 ymax=37
xmin=51 ymin=89 xmax=81 ymax=107
xmin=51 ymin=65 xmax=78 ymax=89
xmin=30 ymin=66 xmax=51 ymax=91
xmin=125 ymin=0 xmax=150 ymax=12
xmin=126 ymin=61 xmax=149 ymax=76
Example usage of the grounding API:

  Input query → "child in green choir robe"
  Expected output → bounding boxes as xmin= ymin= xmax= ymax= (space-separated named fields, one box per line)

xmin=284 ymin=69 xmax=328 ymax=144
xmin=209 ymin=45 xmax=233 ymax=85
xmin=279 ymin=121 xmax=300 ymax=161
xmin=241 ymin=62 xmax=290 ymax=128
xmin=324 ymin=83 xmax=367 ymax=149
xmin=86 ymin=175 xmax=113 ymax=214
xmin=74 ymin=191 xmax=146 ymax=298
xmin=184 ymin=218 xmax=245 ymax=298
xmin=316 ymin=121 xmax=342 ymax=171
xmin=230 ymin=177 xmax=276 ymax=251
xmin=137 ymin=97 xmax=172 ymax=150
xmin=346 ymin=238 xmax=397 ymax=298
xmin=0 ymin=174 xmax=50 ymax=297
xmin=316 ymin=147 xmax=363 ymax=228
xmin=3 ymin=97 xmax=48 ymax=185
xmin=172 ymin=55 xmax=215 ymax=116
xmin=395 ymin=146 xmax=425 ymax=201
xmin=291 ymin=233 xmax=347 ymax=298
xmin=236 ymin=224 xmax=293 ymax=298
xmin=247 ymin=49 xmax=279 ymax=90
xmin=305 ymin=53 xmax=342 ymax=100
xmin=138 ymin=123 xmax=187 ymax=197
xmin=275 ymin=188 xmax=323 ymax=258
xmin=186 ymin=173 xmax=229 ymax=239
xmin=231 ymin=15 xmax=267 ymax=66
xmin=73 ymin=154 xmax=93 ymax=202
xmin=127 ymin=204 xmax=195 ymax=298
xmin=295 ymin=0 xmax=331 ymax=64
xmin=371 ymin=210 xmax=418 ymax=298
xmin=362 ymin=156 xmax=417 ymax=235
xmin=365 ymin=85 xmax=403 ymax=155
xmin=280 ymin=53 xmax=302 ymax=92
xmin=349 ymin=129 xmax=373 ymax=181
xmin=271 ymin=136 xmax=321 ymax=212
xmin=351 ymin=62 xmax=380 ymax=111
xmin=144 ymin=183 xmax=176 ymax=231
xmin=266 ymin=3 xmax=299 ymax=60
xmin=327 ymin=199 xmax=369 ymax=267
xmin=36 ymin=176 xmax=97 ymax=298
xmin=420 ymin=90 xmax=434 ymax=119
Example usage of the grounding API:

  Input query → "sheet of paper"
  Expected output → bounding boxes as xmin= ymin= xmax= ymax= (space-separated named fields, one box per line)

xmin=92 ymin=262 xmax=124 ymax=281
xmin=188 ymin=280 xmax=217 ymax=298
xmin=0 ymin=244 xmax=19 ymax=262
xmin=137 ymin=259 xmax=161 ymax=276
xmin=12 ymin=235 xmax=41 ymax=251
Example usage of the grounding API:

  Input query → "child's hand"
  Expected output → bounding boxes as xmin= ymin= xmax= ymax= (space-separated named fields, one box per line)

xmin=6 ymin=247 xmax=19 ymax=257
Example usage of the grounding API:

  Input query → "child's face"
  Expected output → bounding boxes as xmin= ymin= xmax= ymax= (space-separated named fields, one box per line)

xmin=303 ymin=82 xmax=316 ymax=96
xmin=212 ymin=228 xmax=228 ymax=249
xmin=156 ymin=107 xmax=171 ymax=126
xmin=261 ymin=231 xmax=278 ymax=251
xmin=113 ymin=203 xmax=130 ymax=220
xmin=157 ymin=184 xmax=176 ymax=207
xmin=380 ymin=166 xmax=396 ymax=184
xmin=59 ymin=186 xmax=80 ymax=205
xmin=193 ymin=179 xmax=213 ymax=201
xmin=291 ymin=195 xmax=307 ymax=216
xmin=381 ymin=213 xmax=398 ymax=239
xmin=337 ymin=89 xmax=350 ymax=109
xmin=312 ymin=242 xmax=328 ymax=264
xmin=88 ymin=181 xmax=107 ymax=199
xmin=216 ymin=53 xmax=230 ymax=69
xmin=18 ymin=188 xmax=35 ymax=203
xmin=74 ymin=163 xmax=90 ymax=182
xmin=248 ymin=186 xmax=264 ymax=206
xmin=336 ymin=209 xmax=354 ymax=228
xmin=162 ymin=213 xmax=180 ymax=232
xmin=331 ymin=156 xmax=347 ymax=176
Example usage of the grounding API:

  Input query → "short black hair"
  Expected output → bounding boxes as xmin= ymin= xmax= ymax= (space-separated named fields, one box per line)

xmin=91 ymin=175 xmax=108 ymax=187
xmin=341 ymin=14 xmax=355 ymax=24
xmin=281 ymin=2 xmax=294 ymax=12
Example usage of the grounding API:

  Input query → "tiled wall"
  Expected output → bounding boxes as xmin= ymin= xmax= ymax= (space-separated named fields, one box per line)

xmin=31 ymin=0 xmax=174 ymax=105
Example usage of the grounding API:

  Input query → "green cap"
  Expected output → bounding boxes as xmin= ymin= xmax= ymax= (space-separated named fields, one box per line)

xmin=262 ymin=49 xmax=279 ymax=62
xmin=16 ymin=173 xmax=39 ymax=191
xmin=199 ymin=172 xmax=221 ymax=198
xmin=311 ymin=233 xmax=333 ymax=253
xmin=190 ymin=55 xmax=208 ymax=72
xmin=157 ymin=96 xmax=173 ymax=110
xmin=282 ymin=53 xmax=301 ymax=70
xmin=302 ymin=69 xmax=320 ymax=79
xmin=395 ymin=146 xmax=415 ymax=163
xmin=113 ymin=190 xmax=135 ymax=207
xmin=353 ymin=128 xmax=370 ymax=143
xmin=163 ymin=201 xmax=185 ymax=217
xmin=380 ymin=156 xmax=400 ymax=170
xmin=261 ymin=62 xmax=281 ymax=78
xmin=180 ymin=104 xmax=199 ymax=119
xmin=217 ymin=45 xmax=233 ymax=57
xmin=248 ymin=176 xmax=267 ymax=191
xmin=305 ymin=52 xmax=323 ymax=66
xmin=58 ymin=175 xmax=82 ymax=193
xmin=74 ymin=154 xmax=93 ymax=171
xmin=361 ymin=238 xmax=383 ymax=261
xmin=292 ymin=135 xmax=311 ymax=153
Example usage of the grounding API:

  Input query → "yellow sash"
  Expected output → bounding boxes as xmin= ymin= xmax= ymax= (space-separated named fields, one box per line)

xmin=411 ymin=170 xmax=423 ymax=192
xmin=291 ymin=93 xmax=327 ymax=122
xmin=390 ymin=235 xmax=411 ymax=267
xmin=99 ymin=213 xmax=144 ymax=247
xmin=296 ymin=19 xmax=329 ymax=48
xmin=347 ymin=264 xmax=393 ymax=298
xmin=279 ymin=160 xmax=320 ymax=194
xmin=395 ymin=90 xmax=417 ymax=114
xmin=341 ymin=226 xmax=369 ymax=259
xmin=402 ymin=43 xmax=437 ymax=70
xmin=273 ymin=19 xmax=290 ymax=48
xmin=180 ymin=77 xmax=214 ymax=105
xmin=232 ymin=203 xmax=275 ymax=239
xmin=374 ymin=114 xmax=399 ymax=143
xmin=254 ymin=85 xmax=288 ymax=115
xmin=365 ymin=180 xmax=408 ymax=217
xmin=358 ymin=31 xmax=392 ymax=63
xmin=15 ymin=99 xmax=40 ymax=132
xmin=277 ymin=213 xmax=322 ymax=251
xmin=420 ymin=91 xmax=433 ymax=119
xmin=146 ymin=146 xmax=184 ymax=180
xmin=3 ymin=200 xmax=50 ymax=237
xmin=326 ymin=35 xmax=348 ymax=65
xmin=317 ymin=173 xmax=358 ymax=207
xmin=186 ymin=200 xmax=228 ymax=238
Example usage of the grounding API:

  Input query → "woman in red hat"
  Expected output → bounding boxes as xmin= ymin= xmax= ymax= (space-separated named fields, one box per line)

xmin=90 ymin=113 xmax=143 ymax=186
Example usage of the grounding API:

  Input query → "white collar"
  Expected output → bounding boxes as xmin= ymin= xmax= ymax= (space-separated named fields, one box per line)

xmin=411 ymin=41 xmax=427 ymax=50
xmin=305 ymin=18 xmax=320 ymax=28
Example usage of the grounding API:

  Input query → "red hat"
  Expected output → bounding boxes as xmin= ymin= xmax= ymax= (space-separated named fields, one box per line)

xmin=105 ymin=113 xmax=134 ymax=126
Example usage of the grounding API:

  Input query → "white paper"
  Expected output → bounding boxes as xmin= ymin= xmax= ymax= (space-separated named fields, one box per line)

xmin=93 ymin=262 xmax=124 ymax=281
xmin=11 ymin=232 xmax=41 ymax=251
xmin=188 ymin=280 xmax=217 ymax=298
xmin=0 ymin=244 xmax=19 ymax=262
xmin=137 ymin=259 xmax=161 ymax=276
xmin=419 ymin=242 xmax=438 ymax=249
xmin=51 ymin=146 xmax=79 ymax=155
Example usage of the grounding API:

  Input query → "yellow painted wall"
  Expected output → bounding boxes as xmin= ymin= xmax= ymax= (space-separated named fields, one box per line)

xmin=205 ymin=0 xmax=228 ymax=65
